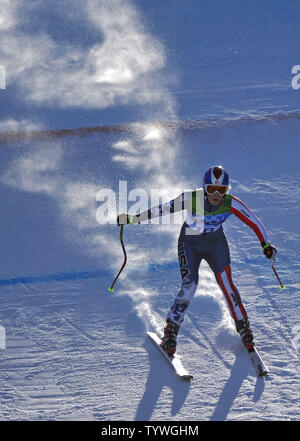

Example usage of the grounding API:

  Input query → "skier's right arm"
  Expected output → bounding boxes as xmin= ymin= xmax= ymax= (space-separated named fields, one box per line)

xmin=117 ymin=192 xmax=186 ymax=225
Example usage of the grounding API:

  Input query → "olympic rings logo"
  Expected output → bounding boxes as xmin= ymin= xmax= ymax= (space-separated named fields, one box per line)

xmin=205 ymin=214 xmax=225 ymax=225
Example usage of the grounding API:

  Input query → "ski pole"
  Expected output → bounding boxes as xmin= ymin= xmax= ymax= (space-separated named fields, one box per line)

xmin=109 ymin=225 xmax=127 ymax=292
xmin=271 ymin=263 xmax=285 ymax=290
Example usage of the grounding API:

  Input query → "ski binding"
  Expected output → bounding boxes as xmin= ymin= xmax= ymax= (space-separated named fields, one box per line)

xmin=147 ymin=331 xmax=193 ymax=380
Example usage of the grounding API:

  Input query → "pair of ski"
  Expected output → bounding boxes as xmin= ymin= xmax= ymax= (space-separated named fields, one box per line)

xmin=147 ymin=331 xmax=268 ymax=380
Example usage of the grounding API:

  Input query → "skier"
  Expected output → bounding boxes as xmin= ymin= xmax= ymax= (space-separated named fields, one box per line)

xmin=117 ymin=166 xmax=277 ymax=357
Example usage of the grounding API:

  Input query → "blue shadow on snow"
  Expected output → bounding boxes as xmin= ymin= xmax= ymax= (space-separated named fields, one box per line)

xmin=0 ymin=269 xmax=110 ymax=286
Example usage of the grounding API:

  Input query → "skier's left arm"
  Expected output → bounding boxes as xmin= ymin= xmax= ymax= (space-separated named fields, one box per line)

xmin=231 ymin=195 xmax=277 ymax=259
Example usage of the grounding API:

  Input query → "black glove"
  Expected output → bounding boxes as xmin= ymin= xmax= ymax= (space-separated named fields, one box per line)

xmin=117 ymin=213 xmax=134 ymax=226
xmin=261 ymin=242 xmax=277 ymax=259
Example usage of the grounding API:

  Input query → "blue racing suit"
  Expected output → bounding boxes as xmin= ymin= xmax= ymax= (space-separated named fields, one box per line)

xmin=135 ymin=190 xmax=269 ymax=328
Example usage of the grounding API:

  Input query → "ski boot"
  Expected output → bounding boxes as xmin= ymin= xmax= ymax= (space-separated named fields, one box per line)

xmin=160 ymin=320 xmax=179 ymax=356
xmin=236 ymin=318 xmax=255 ymax=352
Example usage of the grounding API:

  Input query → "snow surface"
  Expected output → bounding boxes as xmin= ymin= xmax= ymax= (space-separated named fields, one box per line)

xmin=0 ymin=0 xmax=299 ymax=421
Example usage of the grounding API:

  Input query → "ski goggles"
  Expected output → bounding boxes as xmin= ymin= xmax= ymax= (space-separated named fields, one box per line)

xmin=205 ymin=184 xmax=228 ymax=196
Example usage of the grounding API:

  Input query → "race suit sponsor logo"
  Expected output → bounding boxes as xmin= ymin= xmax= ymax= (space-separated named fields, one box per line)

xmin=178 ymin=242 xmax=190 ymax=280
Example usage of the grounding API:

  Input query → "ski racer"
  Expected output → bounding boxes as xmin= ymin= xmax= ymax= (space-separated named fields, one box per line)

xmin=117 ymin=166 xmax=277 ymax=356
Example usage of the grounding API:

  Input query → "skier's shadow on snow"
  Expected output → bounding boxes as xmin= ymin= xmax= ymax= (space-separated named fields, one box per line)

xmin=135 ymin=338 xmax=191 ymax=421
xmin=210 ymin=349 xmax=265 ymax=421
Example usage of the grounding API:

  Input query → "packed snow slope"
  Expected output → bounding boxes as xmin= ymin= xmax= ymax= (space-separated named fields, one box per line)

xmin=0 ymin=0 xmax=299 ymax=421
